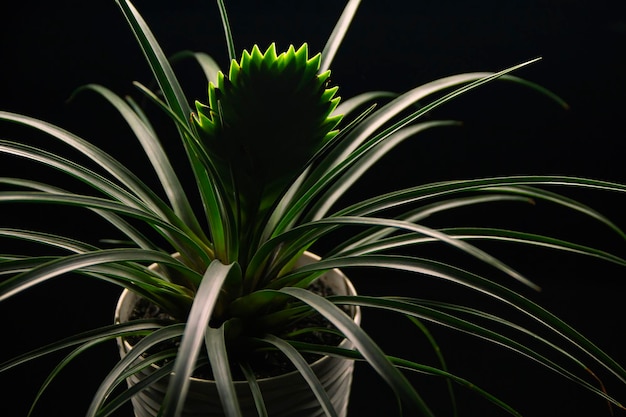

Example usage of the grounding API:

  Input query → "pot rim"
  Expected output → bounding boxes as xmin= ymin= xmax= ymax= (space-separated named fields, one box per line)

xmin=114 ymin=251 xmax=361 ymax=384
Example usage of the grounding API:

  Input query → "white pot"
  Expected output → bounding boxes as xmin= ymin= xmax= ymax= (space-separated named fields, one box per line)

xmin=115 ymin=252 xmax=361 ymax=417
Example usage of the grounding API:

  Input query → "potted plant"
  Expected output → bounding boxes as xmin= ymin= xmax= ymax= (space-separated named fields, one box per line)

xmin=1 ymin=0 xmax=625 ymax=416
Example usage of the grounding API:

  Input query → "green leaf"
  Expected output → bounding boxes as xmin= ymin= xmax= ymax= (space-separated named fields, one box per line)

xmin=116 ymin=0 xmax=191 ymax=124
xmin=87 ymin=324 xmax=186 ymax=417
xmin=404 ymin=316 xmax=458 ymax=417
xmin=332 ymin=91 xmax=396 ymax=118
xmin=320 ymin=0 xmax=362 ymax=73
xmin=334 ymin=295 xmax=624 ymax=408
xmin=0 ymin=248 xmax=201 ymax=302
xmin=279 ymin=287 xmax=434 ymax=416
xmin=75 ymin=84 xmax=205 ymax=240
xmin=339 ymin=176 xmax=626 ymax=222
xmin=280 ymin=255 xmax=626 ymax=388
xmin=95 ymin=358 xmax=176 ymax=417
xmin=0 ymin=228 xmax=99 ymax=253
xmin=172 ymin=50 xmax=221 ymax=85
xmin=258 ymin=101 xmax=381 ymax=246
xmin=216 ymin=0 xmax=236 ymax=62
xmin=0 ymin=111 xmax=177 ymax=221
xmin=239 ymin=362 xmax=268 ymax=417
xmin=306 ymin=121 xmax=461 ymax=221
xmin=0 ymin=189 xmax=212 ymax=265
xmin=0 ymin=320 xmax=168 ymax=373
xmin=478 ymin=185 xmax=626 ymax=239
xmin=0 ymin=139 xmax=146 ymax=210
xmin=263 ymin=216 xmax=539 ymax=291
xmin=28 ymin=338 xmax=115 ymax=417
xmin=289 ymin=341 xmax=522 ymax=416
xmin=275 ymin=62 xmax=553 ymax=237
xmin=131 ymin=81 xmax=235 ymax=263
xmin=261 ymin=334 xmax=339 ymax=417
xmin=317 ymin=66 xmax=548 ymax=182
xmin=158 ymin=260 xmax=241 ymax=417
xmin=115 ymin=1 xmax=232 ymax=263
xmin=329 ymin=194 xmax=532 ymax=256
xmin=205 ymin=324 xmax=243 ymax=417
xmin=434 ymin=227 xmax=626 ymax=266
xmin=0 ymin=176 xmax=160 ymax=251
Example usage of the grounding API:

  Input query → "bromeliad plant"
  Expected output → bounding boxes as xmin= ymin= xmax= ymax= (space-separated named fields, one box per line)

xmin=1 ymin=0 xmax=626 ymax=416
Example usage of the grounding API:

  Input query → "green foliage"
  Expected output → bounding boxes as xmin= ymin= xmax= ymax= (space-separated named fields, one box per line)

xmin=1 ymin=0 xmax=625 ymax=416
xmin=192 ymin=43 xmax=342 ymax=266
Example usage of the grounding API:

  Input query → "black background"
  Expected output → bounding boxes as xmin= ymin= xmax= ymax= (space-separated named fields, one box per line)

xmin=1 ymin=1 xmax=626 ymax=416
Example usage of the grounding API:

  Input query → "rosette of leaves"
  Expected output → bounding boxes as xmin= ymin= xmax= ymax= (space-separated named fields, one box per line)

xmin=192 ymin=43 xmax=342 ymax=266
xmin=1 ymin=0 xmax=626 ymax=417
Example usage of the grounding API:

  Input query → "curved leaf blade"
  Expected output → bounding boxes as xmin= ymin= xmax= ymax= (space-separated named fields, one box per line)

xmin=320 ymin=0 xmax=362 ymax=73
xmin=75 ymin=84 xmax=204 ymax=238
xmin=279 ymin=287 xmax=434 ymax=416
xmin=159 ymin=260 xmax=241 ymax=417
xmin=116 ymin=0 xmax=191 ymax=123
xmin=261 ymin=334 xmax=339 ymax=417
xmin=205 ymin=324 xmax=243 ymax=417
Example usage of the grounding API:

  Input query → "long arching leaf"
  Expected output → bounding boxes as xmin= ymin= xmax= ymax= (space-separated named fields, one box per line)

xmin=289 ymin=341 xmax=522 ymax=416
xmin=75 ymin=84 xmax=205 ymax=239
xmin=205 ymin=324 xmax=243 ymax=417
xmin=261 ymin=334 xmax=339 ymax=417
xmin=116 ymin=0 xmax=191 ymax=123
xmin=333 ymin=295 xmax=624 ymax=408
xmin=216 ymin=0 xmax=236 ymax=62
xmin=0 ymin=248 xmax=202 ymax=302
xmin=278 ymin=255 xmax=626 ymax=387
xmin=306 ymin=121 xmax=460 ymax=221
xmin=0 ymin=320 xmax=169 ymax=373
xmin=87 ymin=324 xmax=186 ymax=417
xmin=172 ymin=50 xmax=222 ymax=85
xmin=329 ymin=194 xmax=533 ymax=256
xmin=0 ymin=111 xmax=179 ymax=222
xmin=159 ymin=260 xmax=241 ymax=417
xmin=275 ymin=62 xmax=557 ymax=236
xmin=279 ymin=287 xmax=434 ymax=416
xmin=320 ymin=0 xmax=362 ymax=73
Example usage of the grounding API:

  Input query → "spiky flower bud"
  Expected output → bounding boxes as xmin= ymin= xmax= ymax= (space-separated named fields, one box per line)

xmin=192 ymin=43 xmax=342 ymax=245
